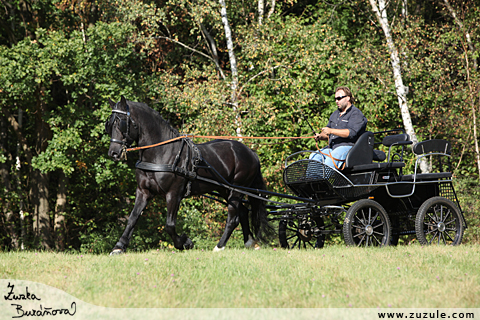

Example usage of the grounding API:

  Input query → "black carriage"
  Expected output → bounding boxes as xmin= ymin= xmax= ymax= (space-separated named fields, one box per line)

xmin=271 ymin=130 xmax=466 ymax=249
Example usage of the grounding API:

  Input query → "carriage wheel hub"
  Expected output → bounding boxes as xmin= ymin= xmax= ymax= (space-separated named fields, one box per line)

xmin=299 ymin=229 xmax=312 ymax=241
xmin=437 ymin=222 xmax=446 ymax=232
xmin=365 ymin=225 xmax=374 ymax=236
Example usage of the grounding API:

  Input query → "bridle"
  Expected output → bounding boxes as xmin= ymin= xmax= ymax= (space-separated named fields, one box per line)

xmin=105 ymin=103 xmax=138 ymax=148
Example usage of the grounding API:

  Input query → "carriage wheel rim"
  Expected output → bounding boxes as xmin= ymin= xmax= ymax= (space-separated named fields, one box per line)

xmin=365 ymin=225 xmax=374 ymax=236
xmin=415 ymin=197 xmax=464 ymax=246
xmin=437 ymin=221 xmax=446 ymax=232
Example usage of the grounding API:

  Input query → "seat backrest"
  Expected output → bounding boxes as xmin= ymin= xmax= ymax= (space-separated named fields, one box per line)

xmin=412 ymin=139 xmax=452 ymax=173
xmin=382 ymin=133 xmax=410 ymax=146
xmin=344 ymin=131 xmax=374 ymax=169
xmin=412 ymin=139 xmax=451 ymax=155
xmin=372 ymin=133 xmax=411 ymax=163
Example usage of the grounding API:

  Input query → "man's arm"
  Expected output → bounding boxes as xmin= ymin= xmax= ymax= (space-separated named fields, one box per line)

xmin=321 ymin=127 xmax=350 ymax=138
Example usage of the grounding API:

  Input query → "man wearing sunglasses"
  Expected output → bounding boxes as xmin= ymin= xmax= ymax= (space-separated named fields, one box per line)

xmin=310 ymin=86 xmax=367 ymax=170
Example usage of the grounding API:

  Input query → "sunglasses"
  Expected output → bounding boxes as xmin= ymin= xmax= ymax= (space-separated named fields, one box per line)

xmin=335 ymin=95 xmax=348 ymax=101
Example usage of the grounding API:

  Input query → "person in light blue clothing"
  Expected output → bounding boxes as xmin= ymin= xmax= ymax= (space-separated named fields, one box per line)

xmin=310 ymin=86 xmax=367 ymax=170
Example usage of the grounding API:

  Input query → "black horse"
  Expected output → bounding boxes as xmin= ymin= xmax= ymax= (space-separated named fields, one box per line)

xmin=105 ymin=96 xmax=272 ymax=254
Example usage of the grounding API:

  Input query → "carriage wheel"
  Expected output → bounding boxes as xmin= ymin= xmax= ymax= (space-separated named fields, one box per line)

xmin=279 ymin=216 xmax=323 ymax=249
xmin=343 ymin=199 xmax=391 ymax=247
xmin=415 ymin=197 xmax=464 ymax=246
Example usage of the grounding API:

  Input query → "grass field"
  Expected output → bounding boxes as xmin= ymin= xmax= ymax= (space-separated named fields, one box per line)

xmin=1 ymin=245 xmax=479 ymax=308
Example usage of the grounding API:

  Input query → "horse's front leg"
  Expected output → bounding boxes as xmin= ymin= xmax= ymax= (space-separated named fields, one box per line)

xmin=110 ymin=187 xmax=149 ymax=255
xmin=164 ymin=192 xmax=194 ymax=250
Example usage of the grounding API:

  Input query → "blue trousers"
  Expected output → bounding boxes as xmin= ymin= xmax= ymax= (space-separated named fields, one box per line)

xmin=309 ymin=145 xmax=352 ymax=169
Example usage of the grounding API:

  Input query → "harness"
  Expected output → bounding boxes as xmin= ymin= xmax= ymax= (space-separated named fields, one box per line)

xmin=105 ymin=106 xmax=323 ymax=206
xmin=105 ymin=104 xmax=139 ymax=159
xmin=136 ymin=138 xmax=202 ymax=197
xmin=106 ymin=105 xmax=201 ymax=197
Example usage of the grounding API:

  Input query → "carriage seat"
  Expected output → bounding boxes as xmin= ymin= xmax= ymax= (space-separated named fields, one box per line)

xmin=344 ymin=131 xmax=374 ymax=169
xmin=400 ymin=139 xmax=453 ymax=182
xmin=344 ymin=132 xmax=407 ymax=172
xmin=373 ymin=133 xmax=411 ymax=162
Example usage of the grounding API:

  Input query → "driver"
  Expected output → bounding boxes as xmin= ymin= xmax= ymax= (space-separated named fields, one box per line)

xmin=310 ymin=86 xmax=367 ymax=170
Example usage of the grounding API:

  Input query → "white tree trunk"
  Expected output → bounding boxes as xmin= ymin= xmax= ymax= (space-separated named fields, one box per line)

xmin=369 ymin=0 xmax=429 ymax=172
xmin=219 ymin=0 xmax=242 ymax=137
xmin=258 ymin=0 xmax=264 ymax=25
xmin=464 ymin=52 xmax=480 ymax=179
xmin=267 ymin=0 xmax=276 ymax=19
xmin=402 ymin=0 xmax=408 ymax=21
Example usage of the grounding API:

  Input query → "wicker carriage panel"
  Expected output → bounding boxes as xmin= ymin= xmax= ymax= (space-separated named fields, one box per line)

xmin=284 ymin=160 xmax=351 ymax=187
xmin=284 ymin=160 xmax=377 ymax=200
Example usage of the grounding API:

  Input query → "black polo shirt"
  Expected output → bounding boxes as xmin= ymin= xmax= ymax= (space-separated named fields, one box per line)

xmin=327 ymin=105 xmax=367 ymax=149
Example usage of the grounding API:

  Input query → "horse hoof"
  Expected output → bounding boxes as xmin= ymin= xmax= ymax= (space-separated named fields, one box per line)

xmin=245 ymin=235 xmax=260 ymax=250
xmin=183 ymin=239 xmax=194 ymax=250
xmin=213 ymin=246 xmax=225 ymax=252
xmin=245 ymin=235 xmax=255 ymax=248
xmin=110 ymin=249 xmax=124 ymax=256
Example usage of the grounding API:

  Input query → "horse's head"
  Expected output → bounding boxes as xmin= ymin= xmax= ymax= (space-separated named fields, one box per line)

xmin=105 ymin=96 xmax=139 ymax=161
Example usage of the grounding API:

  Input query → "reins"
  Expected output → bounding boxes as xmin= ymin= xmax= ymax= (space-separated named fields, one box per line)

xmin=107 ymin=106 xmax=342 ymax=169
xmin=126 ymin=135 xmax=315 ymax=152
xmin=125 ymin=134 xmax=346 ymax=170
xmin=313 ymin=140 xmax=345 ymax=171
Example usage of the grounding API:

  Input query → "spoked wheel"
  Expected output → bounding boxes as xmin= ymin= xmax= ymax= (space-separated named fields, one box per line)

xmin=279 ymin=216 xmax=323 ymax=249
xmin=343 ymin=199 xmax=391 ymax=247
xmin=415 ymin=196 xmax=464 ymax=246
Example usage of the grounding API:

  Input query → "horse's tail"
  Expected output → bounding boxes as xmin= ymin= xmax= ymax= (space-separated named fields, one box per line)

xmin=249 ymin=167 xmax=275 ymax=244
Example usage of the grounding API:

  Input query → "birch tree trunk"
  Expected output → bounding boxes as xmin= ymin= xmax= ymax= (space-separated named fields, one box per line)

xmin=369 ymin=0 xmax=429 ymax=172
xmin=463 ymin=49 xmax=480 ymax=180
xmin=258 ymin=0 xmax=264 ymax=25
xmin=267 ymin=0 xmax=276 ymax=19
xmin=219 ymin=0 xmax=242 ymax=138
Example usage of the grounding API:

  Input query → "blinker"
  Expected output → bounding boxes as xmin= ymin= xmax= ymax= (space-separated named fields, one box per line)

xmin=119 ymin=119 xmax=127 ymax=133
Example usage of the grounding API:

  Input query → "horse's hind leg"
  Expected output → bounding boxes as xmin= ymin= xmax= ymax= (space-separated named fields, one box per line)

xmin=237 ymin=202 xmax=258 ymax=249
xmin=214 ymin=195 xmax=245 ymax=251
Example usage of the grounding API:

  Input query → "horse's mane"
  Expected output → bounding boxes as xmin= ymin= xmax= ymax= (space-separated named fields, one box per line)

xmin=129 ymin=101 xmax=180 ymax=138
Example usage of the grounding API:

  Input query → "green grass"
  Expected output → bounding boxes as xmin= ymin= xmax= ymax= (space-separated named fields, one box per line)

xmin=1 ymin=245 xmax=479 ymax=308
